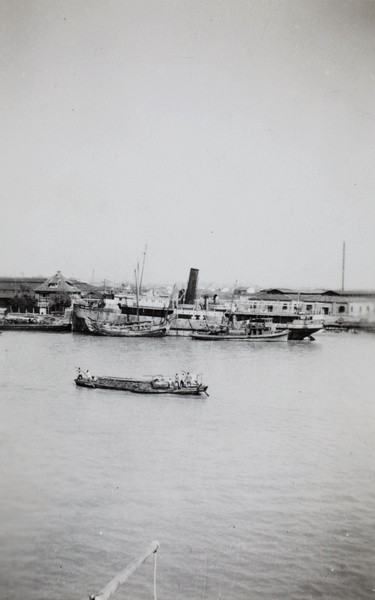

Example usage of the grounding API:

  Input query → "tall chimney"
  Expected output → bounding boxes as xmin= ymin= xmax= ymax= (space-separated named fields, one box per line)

xmin=342 ymin=241 xmax=345 ymax=292
xmin=185 ymin=268 xmax=199 ymax=305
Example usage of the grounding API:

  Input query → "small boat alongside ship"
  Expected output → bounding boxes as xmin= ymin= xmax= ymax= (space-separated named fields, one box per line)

xmin=275 ymin=315 xmax=322 ymax=340
xmin=191 ymin=319 xmax=289 ymax=341
xmin=75 ymin=371 xmax=208 ymax=395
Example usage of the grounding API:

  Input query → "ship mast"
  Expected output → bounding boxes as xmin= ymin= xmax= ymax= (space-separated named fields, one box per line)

xmin=139 ymin=243 xmax=147 ymax=293
xmin=134 ymin=267 xmax=140 ymax=323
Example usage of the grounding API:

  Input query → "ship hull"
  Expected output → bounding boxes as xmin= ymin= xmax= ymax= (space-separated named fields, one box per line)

xmin=191 ymin=330 xmax=289 ymax=341
xmin=75 ymin=376 xmax=208 ymax=395
xmin=286 ymin=327 xmax=321 ymax=340
xmin=0 ymin=322 xmax=71 ymax=332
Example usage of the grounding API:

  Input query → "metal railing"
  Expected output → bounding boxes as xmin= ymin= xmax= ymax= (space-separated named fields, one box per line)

xmin=84 ymin=541 xmax=159 ymax=600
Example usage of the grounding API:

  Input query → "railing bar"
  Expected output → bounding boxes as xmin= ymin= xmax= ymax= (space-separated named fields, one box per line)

xmin=88 ymin=540 xmax=159 ymax=600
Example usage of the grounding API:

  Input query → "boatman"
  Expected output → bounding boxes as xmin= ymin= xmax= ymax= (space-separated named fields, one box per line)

xmin=86 ymin=369 xmax=92 ymax=380
xmin=175 ymin=373 xmax=180 ymax=388
xmin=180 ymin=372 xmax=186 ymax=387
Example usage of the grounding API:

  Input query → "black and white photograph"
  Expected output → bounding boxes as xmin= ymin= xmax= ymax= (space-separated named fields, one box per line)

xmin=1 ymin=1 xmax=375 ymax=599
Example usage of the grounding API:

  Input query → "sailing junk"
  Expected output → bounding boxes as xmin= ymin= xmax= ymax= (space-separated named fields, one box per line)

xmin=84 ymin=317 xmax=169 ymax=337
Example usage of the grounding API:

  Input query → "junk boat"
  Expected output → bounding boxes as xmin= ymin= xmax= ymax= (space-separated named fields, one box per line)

xmin=75 ymin=370 xmax=208 ymax=395
xmin=78 ymin=253 xmax=171 ymax=337
xmin=84 ymin=317 xmax=169 ymax=337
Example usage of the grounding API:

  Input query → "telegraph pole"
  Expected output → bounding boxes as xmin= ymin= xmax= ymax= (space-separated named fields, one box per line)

xmin=341 ymin=241 xmax=346 ymax=292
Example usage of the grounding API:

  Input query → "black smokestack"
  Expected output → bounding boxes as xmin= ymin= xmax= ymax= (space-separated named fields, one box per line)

xmin=184 ymin=268 xmax=199 ymax=305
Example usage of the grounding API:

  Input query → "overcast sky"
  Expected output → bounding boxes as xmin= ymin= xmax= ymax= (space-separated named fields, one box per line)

xmin=1 ymin=0 xmax=375 ymax=289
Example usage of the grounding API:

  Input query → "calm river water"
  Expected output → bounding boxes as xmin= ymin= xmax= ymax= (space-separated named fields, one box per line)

xmin=1 ymin=330 xmax=375 ymax=600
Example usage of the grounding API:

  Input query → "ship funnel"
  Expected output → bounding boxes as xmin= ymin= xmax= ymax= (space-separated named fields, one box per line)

xmin=184 ymin=268 xmax=199 ymax=305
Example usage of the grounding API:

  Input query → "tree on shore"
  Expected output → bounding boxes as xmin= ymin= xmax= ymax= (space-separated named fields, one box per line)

xmin=10 ymin=285 xmax=38 ymax=312
xmin=48 ymin=292 xmax=71 ymax=313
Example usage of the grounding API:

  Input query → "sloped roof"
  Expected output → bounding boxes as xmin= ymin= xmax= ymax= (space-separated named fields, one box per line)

xmin=257 ymin=288 xmax=375 ymax=298
xmin=0 ymin=277 xmax=46 ymax=285
xmin=241 ymin=290 xmax=375 ymax=303
xmin=331 ymin=290 xmax=375 ymax=297
xmin=246 ymin=292 xmax=294 ymax=301
xmin=34 ymin=271 xmax=81 ymax=294
xmin=0 ymin=277 xmax=45 ymax=291
xmin=72 ymin=281 xmax=96 ymax=294
xmin=82 ymin=285 xmax=111 ymax=299
xmin=259 ymin=288 xmax=341 ymax=296
xmin=259 ymin=288 xmax=294 ymax=294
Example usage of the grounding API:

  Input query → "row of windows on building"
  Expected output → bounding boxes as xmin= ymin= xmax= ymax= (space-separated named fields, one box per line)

xmin=240 ymin=302 xmax=374 ymax=315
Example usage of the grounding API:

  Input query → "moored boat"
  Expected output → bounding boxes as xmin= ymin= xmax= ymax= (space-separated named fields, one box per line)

xmin=0 ymin=313 xmax=71 ymax=332
xmin=75 ymin=371 xmax=208 ymax=395
xmin=0 ymin=322 xmax=71 ymax=332
xmin=276 ymin=316 xmax=322 ymax=340
xmin=191 ymin=329 xmax=289 ymax=341
xmin=191 ymin=319 xmax=289 ymax=341
xmin=84 ymin=317 xmax=169 ymax=337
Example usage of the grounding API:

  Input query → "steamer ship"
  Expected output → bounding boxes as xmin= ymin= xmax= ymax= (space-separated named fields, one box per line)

xmin=72 ymin=269 xmax=321 ymax=340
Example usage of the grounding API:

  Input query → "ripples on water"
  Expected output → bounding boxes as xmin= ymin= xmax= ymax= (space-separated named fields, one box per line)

xmin=1 ymin=331 xmax=375 ymax=599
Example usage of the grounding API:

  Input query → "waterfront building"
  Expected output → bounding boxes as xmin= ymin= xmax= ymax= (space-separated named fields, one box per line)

xmin=0 ymin=277 xmax=46 ymax=314
xmin=1 ymin=271 xmax=375 ymax=328
xmin=34 ymin=271 xmax=82 ymax=314
xmin=235 ymin=288 xmax=375 ymax=325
